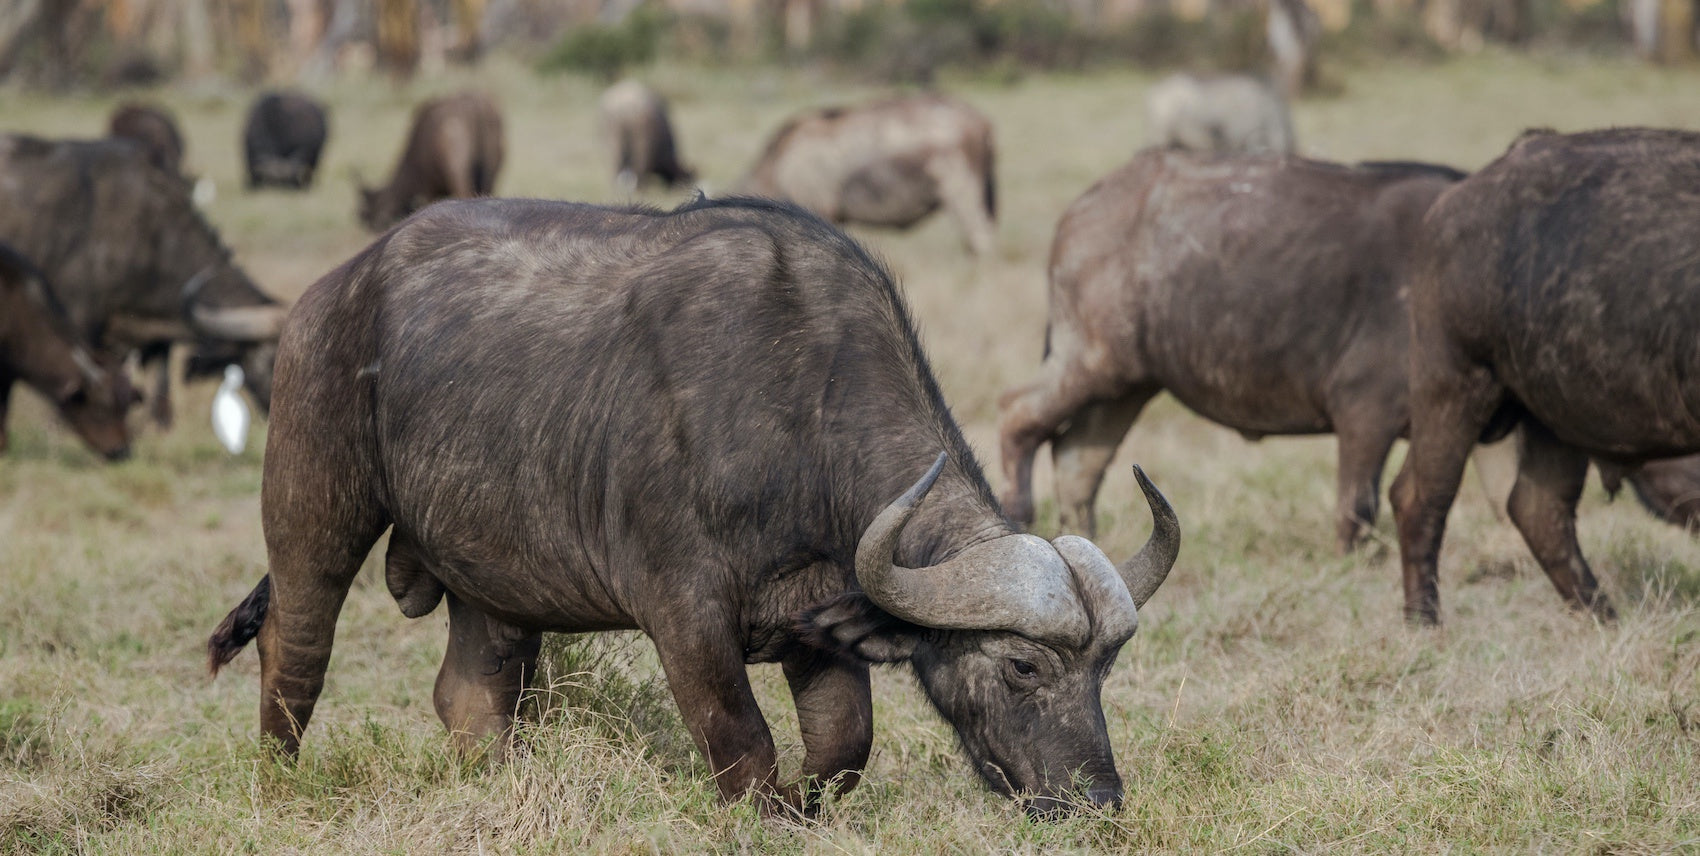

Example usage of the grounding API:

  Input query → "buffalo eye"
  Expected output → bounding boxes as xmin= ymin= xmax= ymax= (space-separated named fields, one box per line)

xmin=1011 ymin=659 xmax=1036 ymax=676
xmin=1004 ymin=657 xmax=1041 ymax=688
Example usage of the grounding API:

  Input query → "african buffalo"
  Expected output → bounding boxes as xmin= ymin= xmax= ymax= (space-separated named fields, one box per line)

xmin=243 ymin=91 xmax=329 ymax=190
xmin=108 ymin=102 xmax=185 ymax=176
xmin=999 ymin=151 xmax=1462 ymax=552
xmin=1611 ymin=457 xmax=1700 ymax=530
xmin=600 ymin=80 xmax=693 ymax=192
xmin=358 ymin=90 xmax=504 ymax=231
xmin=1145 ymin=73 xmax=1295 ymax=156
xmin=740 ymin=94 xmax=997 ymax=256
xmin=1392 ymin=128 xmax=1700 ymax=624
xmin=0 ymin=135 xmax=286 ymax=434
xmin=206 ymin=197 xmax=1179 ymax=816
xmin=0 ymin=242 xmax=138 ymax=460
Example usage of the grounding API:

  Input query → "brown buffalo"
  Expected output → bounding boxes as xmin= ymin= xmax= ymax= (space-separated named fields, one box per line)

xmin=0 ymin=135 xmax=287 ymax=435
xmin=0 ymin=242 xmax=138 ymax=460
xmin=108 ymin=102 xmax=184 ymax=176
xmin=1392 ymin=128 xmax=1700 ymax=624
xmin=1000 ymin=151 xmax=1463 ymax=552
xmin=207 ymin=196 xmax=1179 ymax=817
xmin=600 ymin=80 xmax=693 ymax=192
xmin=358 ymin=91 xmax=504 ymax=231
xmin=740 ymin=94 xmax=997 ymax=256
xmin=244 ymin=91 xmax=329 ymax=190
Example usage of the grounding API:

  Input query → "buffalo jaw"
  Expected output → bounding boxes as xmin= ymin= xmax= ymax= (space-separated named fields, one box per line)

xmin=849 ymin=454 xmax=1178 ymax=815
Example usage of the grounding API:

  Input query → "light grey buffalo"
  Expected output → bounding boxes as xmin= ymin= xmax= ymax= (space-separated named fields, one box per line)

xmin=740 ymin=94 xmax=997 ymax=256
xmin=1145 ymin=73 xmax=1295 ymax=156
xmin=599 ymin=80 xmax=694 ymax=192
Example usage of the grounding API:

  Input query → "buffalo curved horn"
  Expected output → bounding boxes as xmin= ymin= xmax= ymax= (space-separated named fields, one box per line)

xmin=189 ymin=303 xmax=288 ymax=341
xmin=1117 ymin=466 xmax=1180 ymax=608
xmin=855 ymin=452 xmax=1084 ymax=640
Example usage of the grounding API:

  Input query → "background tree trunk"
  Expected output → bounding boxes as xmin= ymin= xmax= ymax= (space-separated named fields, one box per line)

xmin=377 ymin=0 xmax=421 ymax=78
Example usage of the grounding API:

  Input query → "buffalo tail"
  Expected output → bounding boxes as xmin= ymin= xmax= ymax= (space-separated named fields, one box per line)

xmin=207 ymin=575 xmax=271 ymax=676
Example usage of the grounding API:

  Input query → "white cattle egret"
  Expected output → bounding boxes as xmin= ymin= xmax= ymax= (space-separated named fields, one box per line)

xmin=212 ymin=364 xmax=251 ymax=455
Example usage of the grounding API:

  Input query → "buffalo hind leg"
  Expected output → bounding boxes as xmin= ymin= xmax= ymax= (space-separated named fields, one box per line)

xmin=998 ymin=361 xmax=1127 ymax=528
xmin=1507 ymin=423 xmax=1615 ymax=620
xmin=1052 ymin=391 xmax=1155 ymax=537
xmin=434 ymin=592 xmax=542 ymax=759
xmin=1391 ymin=359 xmax=1503 ymax=625
xmin=651 ymin=618 xmax=780 ymax=809
xmin=927 ymin=152 xmax=995 ymax=256
xmin=1333 ymin=415 xmax=1401 ymax=554
xmin=0 ymin=371 xmax=13 ymax=454
xmin=781 ymin=649 xmax=873 ymax=814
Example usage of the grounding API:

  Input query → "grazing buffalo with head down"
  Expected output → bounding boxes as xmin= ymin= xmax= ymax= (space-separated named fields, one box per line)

xmin=999 ymin=150 xmax=1462 ymax=551
xmin=1146 ymin=74 xmax=1295 ymax=156
xmin=244 ymin=91 xmax=329 ymax=190
xmin=358 ymin=90 xmax=504 ymax=232
xmin=0 ymin=135 xmax=287 ymax=433
xmin=1392 ymin=128 xmax=1700 ymax=624
xmin=599 ymin=80 xmax=694 ymax=192
xmin=740 ymin=94 xmax=997 ymax=256
xmin=206 ymin=197 xmax=1178 ymax=816
xmin=108 ymin=102 xmax=185 ymax=176
xmin=0 ymin=242 xmax=138 ymax=460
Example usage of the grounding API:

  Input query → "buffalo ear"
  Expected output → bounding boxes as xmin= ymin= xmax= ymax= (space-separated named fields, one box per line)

xmin=796 ymin=593 xmax=919 ymax=663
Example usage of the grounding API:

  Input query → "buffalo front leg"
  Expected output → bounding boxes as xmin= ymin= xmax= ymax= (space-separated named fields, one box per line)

xmin=1333 ymin=415 xmax=1401 ymax=554
xmin=651 ymin=622 xmax=780 ymax=807
xmin=780 ymin=650 xmax=873 ymax=813
xmin=1391 ymin=361 xmax=1502 ymax=625
xmin=0 ymin=370 xmax=13 ymax=454
xmin=147 ymin=346 xmax=173 ymax=430
xmin=927 ymin=152 xmax=995 ymax=256
xmin=1507 ymin=423 xmax=1616 ymax=620
xmin=434 ymin=592 xmax=542 ymax=759
xmin=1052 ymin=391 xmax=1154 ymax=537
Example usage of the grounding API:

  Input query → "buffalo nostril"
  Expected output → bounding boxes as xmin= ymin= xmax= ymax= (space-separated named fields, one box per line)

xmin=1087 ymin=785 xmax=1122 ymax=809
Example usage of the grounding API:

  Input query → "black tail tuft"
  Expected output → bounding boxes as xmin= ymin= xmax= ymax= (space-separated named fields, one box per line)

xmin=207 ymin=575 xmax=271 ymax=677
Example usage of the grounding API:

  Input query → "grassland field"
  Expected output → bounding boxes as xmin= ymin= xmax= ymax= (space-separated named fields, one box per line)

xmin=1 ymin=50 xmax=1699 ymax=853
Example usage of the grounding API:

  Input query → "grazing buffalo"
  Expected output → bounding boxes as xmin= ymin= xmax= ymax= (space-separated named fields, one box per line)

xmin=1145 ymin=73 xmax=1295 ymax=156
xmin=206 ymin=197 xmax=1179 ymax=816
xmin=1392 ymin=128 xmax=1700 ymax=624
xmin=108 ymin=102 xmax=185 ymax=176
xmin=358 ymin=90 xmax=504 ymax=231
xmin=1000 ymin=151 xmax=1462 ymax=552
xmin=0 ymin=242 xmax=138 ymax=460
xmin=599 ymin=80 xmax=694 ymax=192
xmin=740 ymin=94 xmax=997 ymax=256
xmin=0 ymin=135 xmax=286 ymax=433
xmin=243 ymin=91 xmax=329 ymax=190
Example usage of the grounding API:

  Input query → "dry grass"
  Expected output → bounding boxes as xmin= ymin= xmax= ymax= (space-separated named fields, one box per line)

xmin=3 ymin=50 xmax=1700 ymax=852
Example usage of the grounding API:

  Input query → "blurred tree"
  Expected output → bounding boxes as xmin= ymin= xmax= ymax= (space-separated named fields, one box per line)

xmin=1267 ymin=0 xmax=1319 ymax=95
xmin=378 ymin=0 xmax=421 ymax=76
xmin=453 ymin=0 xmax=487 ymax=60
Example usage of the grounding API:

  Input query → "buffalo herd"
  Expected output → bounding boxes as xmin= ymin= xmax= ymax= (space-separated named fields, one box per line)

xmin=6 ymin=71 xmax=1700 ymax=818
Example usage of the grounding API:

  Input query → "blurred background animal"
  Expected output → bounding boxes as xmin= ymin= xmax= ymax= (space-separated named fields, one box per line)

xmin=242 ymin=90 xmax=329 ymax=190
xmin=357 ymin=90 xmax=504 ymax=231
xmin=599 ymin=79 xmax=693 ymax=192
xmin=740 ymin=94 xmax=997 ymax=256
xmin=107 ymin=102 xmax=185 ymax=176
xmin=1146 ymin=73 xmax=1295 ymax=156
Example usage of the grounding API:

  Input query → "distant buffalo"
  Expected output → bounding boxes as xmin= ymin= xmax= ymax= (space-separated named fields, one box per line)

xmin=740 ymin=94 xmax=997 ymax=256
xmin=600 ymin=80 xmax=693 ymax=192
xmin=1146 ymin=73 xmax=1294 ymax=156
xmin=0 ymin=241 xmax=138 ymax=460
xmin=0 ymin=135 xmax=287 ymax=434
xmin=244 ymin=91 xmax=328 ymax=190
xmin=108 ymin=102 xmax=184 ymax=175
xmin=358 ymin=90 xmax=504 ymax=231
xmin=1000 ymin=151 xmax=1462 ymax=552
xmin=1393 ymin=128 xmax=1700 ymax=624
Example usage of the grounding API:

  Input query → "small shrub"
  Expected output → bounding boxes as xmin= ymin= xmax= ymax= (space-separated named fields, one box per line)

xmin=539 ymin=5 xmax=667 ymax=80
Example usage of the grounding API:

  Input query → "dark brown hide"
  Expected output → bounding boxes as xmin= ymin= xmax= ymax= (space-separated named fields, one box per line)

xmin=1391 ymin=128 xmax=1700 ymax=624
xmin=599 ymin=80 xmax=693 ymax=191
xmin=1000 ymin=151 xmax=1462 ymax=551
xmin=244 ymin=91 xmax=329 ymax=190
xmin=206 ymin=197 xmax=1179 ymax=817
xmin=1616 ymin=456 xmax=1700 ymax=530
xmin=358 ymin=90 xmax=504 ymax=231
xmin=0 ymin=242 xmax=137 ymax=459
xmin=0 ymin=135 xmax=285 ymax=434
xmin=108 ymin=102 xmax=184 ymax=176
xmin=740 ymin=94 xmax=997 ymax=256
